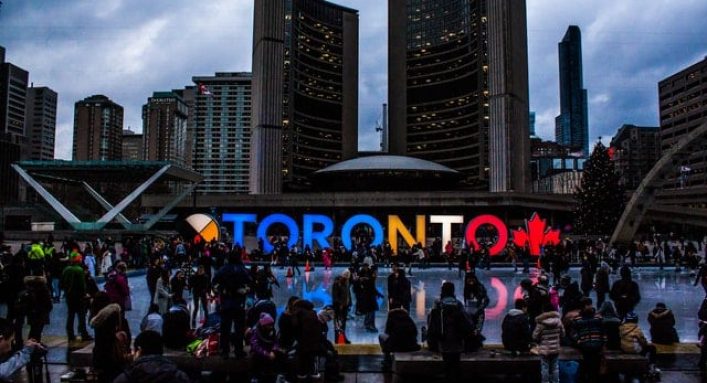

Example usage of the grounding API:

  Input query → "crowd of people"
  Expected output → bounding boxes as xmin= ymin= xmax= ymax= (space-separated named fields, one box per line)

xmin=0 ymin=232 xmax=704 ymax=383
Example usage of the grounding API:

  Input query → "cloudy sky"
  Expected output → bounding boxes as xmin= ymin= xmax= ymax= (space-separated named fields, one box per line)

xmin=1 ymin=0 xmax=705 ymax=159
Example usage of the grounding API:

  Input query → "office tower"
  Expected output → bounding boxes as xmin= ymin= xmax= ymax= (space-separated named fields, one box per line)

xmin=610 ymin=124 xmax=660 ymax=190
xmin=72 ymin=95 xmax=124 ymax=161
xmin=0 ymin=46 xmax=29 ymax=202
xmin=529 ymin=112 xmax=536 ymax=137
xmin=251 ymin=0 xmax=359 ymax=193
xmin=191 ymin=72 xmax=252 ymax=193
xmin=142 ymin=92 xmax=189 ymax=166
xmin=658 ymin=57 xmax=707 ymax=189
xmin=388 ymin=0 xmax=528 ymax=190
xmin=25 ymin=86 xmax=57 ymax=160
xmin=173 ymin=86 xmax=196 ymax=168
xmin=487 ymin=0 xmax=530 ymax=192
xmin=555 ymin=25 xmax=588 ymax=157
xmin=122 ymin=129 xmax=143 ymax=161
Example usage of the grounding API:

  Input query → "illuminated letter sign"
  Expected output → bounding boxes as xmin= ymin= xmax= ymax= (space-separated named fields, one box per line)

xmin=388 ymin=215 xmax=426 ymax=253
xmin=222 ymin=213 xmax=257 ymax=247
xmin=429 ymin=215 xmax=464 ymax=249
xmin=257 ymin=214 xmax=299 ymax=254
xmin=303 ymin=214 xmax=334 ymax=250
xmin=464 ymin=214 xmax=508 ymax=256
xmin=341 ymin=214 xmax=384 ymax=250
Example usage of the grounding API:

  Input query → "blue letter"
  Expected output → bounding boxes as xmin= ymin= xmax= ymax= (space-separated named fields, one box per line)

xmin=257 ymin=213 xmax=299 ymax=254
xmin=222 ymin=213 xmax=257 ymax=247
xmin=303 ymin=214 xmax=334 ymax=250
xmin=341 ymin=214 xmax=384 ymax=250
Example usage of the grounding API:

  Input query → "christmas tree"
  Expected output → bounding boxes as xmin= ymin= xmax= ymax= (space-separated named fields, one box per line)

xmin=573 ymin=141 xmax=625 ymax=236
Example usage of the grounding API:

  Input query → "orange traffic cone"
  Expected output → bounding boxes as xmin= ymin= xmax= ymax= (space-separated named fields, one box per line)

xmin=286 ymin=267 xmax=294 ymax=278
xmin=336 ymin=331 xmax=346 ymax=345
xmin=305 ymin=260 xmax=311 ymax=272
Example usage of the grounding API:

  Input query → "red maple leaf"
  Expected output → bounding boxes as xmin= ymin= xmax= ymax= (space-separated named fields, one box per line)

xmin=512 ymin=213 xmax=561 ymax=256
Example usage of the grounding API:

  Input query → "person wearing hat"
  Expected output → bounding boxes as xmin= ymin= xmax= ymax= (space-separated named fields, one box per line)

xmin=647 ymin=302 xmax=679 ymax=345
xmin=61 ymin=255 xmax=92 ymax=342
xmin=249 ymin=312 xmax=282 ymax=383
xmin=620 ymin=312 xmax=659 ymax=376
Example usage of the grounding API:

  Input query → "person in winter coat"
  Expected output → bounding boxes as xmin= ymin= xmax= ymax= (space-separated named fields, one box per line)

xmin=609 ymin=266 xmax=641 ymax=319
xmin=379 ymin=303 xmax=420 ymax=363
xmin=598 ymin=301 xmax=622 ymax=350
xmin=249 ymin=313 xmax=282 ymax=383
xmin=162 ymin=297 xmax=192 ymax=350
xmin=427 ymin=282 xmax=473 ymax=382
xmin=594 ymin=262 xmax=611 ymax=307
xmin=246 ymin=298 xmax=278 ymax=330
xmin=332 ymin=271 xmax=351 ymax=342
xmin=188 ymin=265 xmax=211 ymax=327
xmin=647 ymin=302 xmax=679 ymax=344
xmin=105 ymin=262 xmax=130 ymax=311
xmin=559 ymin=276 xmax=584 ymax=316
xmin=533 ymin=305 xmax=565 ymax=383
xmin=113 ymin=330 xmax=190 ymax=383
xmin=620 ymin=312 xmax=659 ymax=375
xmin=358 ymin=266 xmax=383 ymax=332
xmin=278 ymin=296 xmax=299 ymax=351
xmin=580 ymin=261 xmax=594 ymax=297
xmin=388 ymin=264 xmax=412 ymax=312
xmin=464 ymin=273 xmax=490 ymax=334
xmin=292 ymin=299 xmax=323 ymax=380
xmin=90 ymin=293 xmax=131 ymax=383
xmin=153 ymin=269 xmax=171 ymax=315
xmin=501 ymin=299 xmax=531 ymax=353
xmin=62 ymin=255 xmax=92 ymax=342
xmin=140 ymin=304 xmax=163 ymax=335
xmin=146 ymin=258 xmax=162 ymax=304
xmin=573 ymin=304 xmax=606 ymax=383
xmin=14 ymin=276 xmax=52 ymax=346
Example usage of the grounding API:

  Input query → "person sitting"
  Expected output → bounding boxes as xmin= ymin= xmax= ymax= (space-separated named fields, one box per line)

xmin=113 ymin=330 xmax=191 ymax=383
xmin=572 ymin=300 xmax=605 ymax=383
xmin=162 ymin=297 xmax=192 ymax=350
xmin=246 ymin=297 xmax=278 ymax=330
xmin=502 ymin=299 xmax=532 ymax=354
xmin=620 ymin=312 xmax=659 ymax=376
xmin=647 ymin=302 xmax=679 ymax=345
xmin=598 ymin=301 xmax=622 ymax=350
xmin=277 ymin=296 xmax=299 ymax=351
xmin=249 ymin=313 xmax=282 ymax=383
xmin=379 ymin=302 xmax=421 ymax=365
xmin=140 ymin=304 xmax=163 ymax=335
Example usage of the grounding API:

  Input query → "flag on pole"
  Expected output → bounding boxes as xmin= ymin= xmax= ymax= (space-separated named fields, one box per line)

xmin=198 ymin=83 xmax=212 ymax=96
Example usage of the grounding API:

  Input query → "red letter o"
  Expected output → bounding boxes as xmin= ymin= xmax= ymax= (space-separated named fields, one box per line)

xmin=464 ymin=215 xmax=508 ymax=256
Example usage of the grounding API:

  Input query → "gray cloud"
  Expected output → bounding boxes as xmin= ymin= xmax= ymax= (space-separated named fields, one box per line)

xmin=1 ymin=0 xmax=705 ymax=158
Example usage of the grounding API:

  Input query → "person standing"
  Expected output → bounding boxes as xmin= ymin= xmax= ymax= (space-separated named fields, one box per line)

xmin=189 ymin=265 xmax=211 ymax=327
xmin=105 ymin=262 xmax=130 ymax=312
xmin=426 ymin=282 xmax=472 ymax=382
xmin=83 ymin=245 xmax=96 ymax=278
xmin=580 ymin=261 xmax=594 ymax=297
xmin=609 ymin=266 xmax=641 ymax=319
xmin=464 ymin=273 xmax=490 ymax=339
xmin=153 ymin=269 xmax=171 ymax=315
xmin=388 ymin=264 xmax=411 ymax=312
xmin=594 ymin=262 xmax=611 ymax=307
xmin=359 ymin=265 xmax=383 ymax=332
xmin=146 ymin=258 xmax=161 ymax=305
xmin=332 ymin=270 xmax=351 ymax=342
xmin=14 ymin=276 xmax=52 ymax=345
xmin=61 ymin=255 xmax=92 ymax=342
xmin=212 ymin=251 xmax=252 ymax=359
xmin=533 ymin=304 xmax=565 ymax=383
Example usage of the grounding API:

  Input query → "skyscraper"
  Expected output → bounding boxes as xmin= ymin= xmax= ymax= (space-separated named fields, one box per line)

xmin=121 ymin=129 xmax=143 ymax=161
xmin=555 ymin=25 xmax=588 ymax=157
xmin=1 ymin=46 xmax=29 ymax=202
xmin=388 ymin=0 xmax=529 ymax=190
xmin=72 ymin=95 xmax=124 ymax=161
xmin=142 ymin=91 xmax=189 ymax=166
xmin=658 ymin=57 xmax=707 ymax=189
xmin=25 ymin=85 xmax=57 ymax=160
xmin=487 ymin=0 xmax=530 ymax=192
xmin=251 ymin=0 xmax=359 ymax=193
xmin=191 ymin=72 xmax=252 ymax=193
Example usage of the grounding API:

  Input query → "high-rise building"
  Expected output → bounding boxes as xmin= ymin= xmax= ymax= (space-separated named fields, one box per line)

xmin=72 ymin=95 xmax=124 ymax=161
xmin=122 ymin=129 xmax=143 ymax=161
xmin=658 ymin=57 xmax=707 ymax=189
xmin=0 ymin=46 xmax=29 ymax=202
xmin=610 ymin=124 xmax=660 ymax=190
xmin=142 ymin=92 xmax=189 ymax=166
xmin=529 ymin=112 xmax=536 ymax=137
xmin=172 ymin=86 xmax=196 ymax=168
xmin=487 ymin=0 xmax=530 ymax=192
xmin=192 ymin=72 xmax=252 ymax=193
xmin=251 ymin=0 xmax=359 ymax=193
xmin=555 ymin=26 xmax=589 ymax=157
xmin=390 ymin=0 xmax=527 ymax=189
xmin=25 ymin=86 xmax=57 ymax=160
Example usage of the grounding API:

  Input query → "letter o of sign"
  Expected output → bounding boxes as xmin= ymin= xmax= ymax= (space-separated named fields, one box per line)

xmin=464 ymin=214 xmax=508 ymax=256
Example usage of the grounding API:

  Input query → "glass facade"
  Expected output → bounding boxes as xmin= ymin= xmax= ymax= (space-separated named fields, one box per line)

xmin=555 ymin=26 xmax=588 ymax=157
xmin=404 ymin=0 xmax=489 ymax=186
xmin=283 ymin=0 xmax=353 ymax=190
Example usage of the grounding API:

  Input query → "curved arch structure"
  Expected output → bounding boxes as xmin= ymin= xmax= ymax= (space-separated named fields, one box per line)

xmin=610 ymin=120 xmax=707 ymax=245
